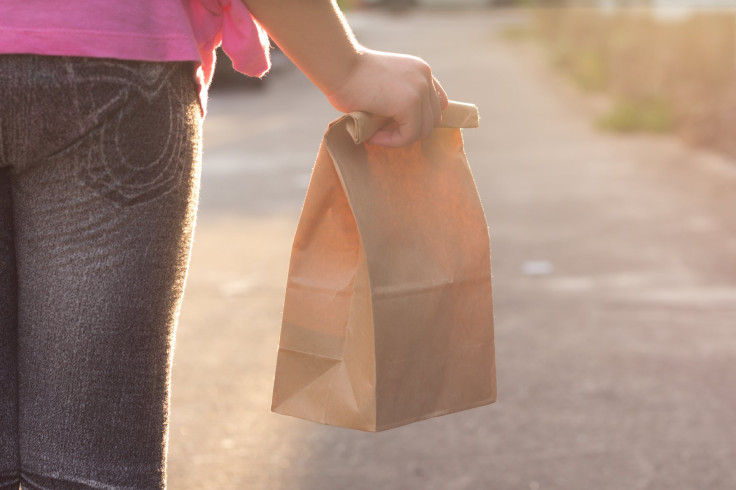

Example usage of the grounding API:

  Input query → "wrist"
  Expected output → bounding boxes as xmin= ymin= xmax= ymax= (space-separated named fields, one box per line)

xmin=315 ymin=43 xmax=365 ymax=99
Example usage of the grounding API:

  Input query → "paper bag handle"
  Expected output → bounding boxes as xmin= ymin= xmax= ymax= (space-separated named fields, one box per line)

xmin=344 ymin=100 xmax=479 ymax=145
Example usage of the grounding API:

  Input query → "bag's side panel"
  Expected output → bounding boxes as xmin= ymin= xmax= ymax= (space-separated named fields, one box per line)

xmin=325 ymin=123 xmax=495 ymax=431
xmin=321 ymin=246 xmax=377 ymax=431
xmin=271 ymin=142 xmax=376 ymax=430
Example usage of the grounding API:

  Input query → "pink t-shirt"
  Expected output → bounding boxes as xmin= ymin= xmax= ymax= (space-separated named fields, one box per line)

xmin=0 ymin=0 xmax=271 ymax=111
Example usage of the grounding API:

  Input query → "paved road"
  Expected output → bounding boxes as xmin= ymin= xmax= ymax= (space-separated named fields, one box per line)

xmin=167 ymin=9 xmax=736 ymax=490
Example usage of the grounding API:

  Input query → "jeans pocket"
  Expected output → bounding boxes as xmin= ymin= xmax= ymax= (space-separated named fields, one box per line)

xmin=71 ymin=59 xmax=201 ymax=207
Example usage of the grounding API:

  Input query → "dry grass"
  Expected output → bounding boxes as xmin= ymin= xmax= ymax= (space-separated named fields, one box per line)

xmin=529 ymin=8 xmax=736 ymax=156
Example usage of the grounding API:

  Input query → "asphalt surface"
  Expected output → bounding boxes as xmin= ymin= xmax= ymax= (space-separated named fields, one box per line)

xmin=167 ymin=9 xmax=736 ymax=490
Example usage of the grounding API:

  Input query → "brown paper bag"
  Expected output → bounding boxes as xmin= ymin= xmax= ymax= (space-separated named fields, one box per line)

xmin=271 ymin=101 xmax=496 ymax=432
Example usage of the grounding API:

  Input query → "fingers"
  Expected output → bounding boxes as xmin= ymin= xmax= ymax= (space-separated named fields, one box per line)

xmin=390 ymin=91 xmax=428 ymax=147
xmin=334 ymin=50 xmax=449 ymax=147
xmin=368 ymin=83 xmax=441 ymax=147
xmin=367 ymin=105 xmax=431 ymax=147
xmin=368 ymin=111 xmax=418 ymax=147
xmin=429 ymin=79 xmax=442 ymax=128
xmin=391 ymin=72 xmax=445 ymax=145
xmin=433 ymin=77 xmax=449 ymax=110
xmin=417 ymin=72 xmax=444 ymax=141
xmin=367 ymin=129 xmax=401 ymax=147
xmin=421 ymin=94 xmax=435 ymax=140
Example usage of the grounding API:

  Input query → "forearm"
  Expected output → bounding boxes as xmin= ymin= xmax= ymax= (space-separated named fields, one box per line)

xmin=239 ymin=0 xmax=448 ymax=147
xmin=240 ymin=0 xmax=361 ymax=96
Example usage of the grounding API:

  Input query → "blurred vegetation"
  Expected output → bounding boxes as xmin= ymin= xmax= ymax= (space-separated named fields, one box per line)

xmin=500 ymin=24 xmax=536 ymax=41
xmin=598 ymin=97 xmax=674 ymax=133
xmin=514 ymin=8 xmax=736 ymax=156
xmin=552 ymin=45 xmax=607 ymax=92
xmin=336 ymin=0 xmax=355 ymax=11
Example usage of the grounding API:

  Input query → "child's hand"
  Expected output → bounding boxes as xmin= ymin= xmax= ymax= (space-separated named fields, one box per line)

xmin=241 ymin=0 xmax=447 ymax=146
xmin=324 ymin=49 xmax=449 ymax=147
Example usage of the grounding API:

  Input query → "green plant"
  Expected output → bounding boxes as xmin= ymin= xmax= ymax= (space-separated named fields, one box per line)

xmin=598 ymin=98 xmax=675 ymax=133
xmin=568 ymin=48 xmax=608 ymax=92
xmin=335 ymin=0 xmax=354 ymax=12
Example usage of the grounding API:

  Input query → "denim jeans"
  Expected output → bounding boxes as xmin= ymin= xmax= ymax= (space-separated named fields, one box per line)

xmin=0 ymin=55 xmax=202 ymax=489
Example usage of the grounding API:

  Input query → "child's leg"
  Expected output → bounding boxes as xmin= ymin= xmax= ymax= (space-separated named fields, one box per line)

xmin=5 ymin=55 xmax=202 ymax=489
xmin=0 ymin=168 xmax=20 ymax=489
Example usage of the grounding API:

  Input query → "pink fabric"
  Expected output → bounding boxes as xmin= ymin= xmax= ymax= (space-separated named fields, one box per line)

xmin=186 ymin=0 xmax=271 ymax=110
xmin=0 ymin=0 xmax=271 ymax=112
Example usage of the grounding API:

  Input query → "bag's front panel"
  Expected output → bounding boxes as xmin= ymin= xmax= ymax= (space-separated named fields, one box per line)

xmin=326 ymin=122 xmax=496 ymax=431
xmin=330 ymin=129 xmax=491 ymax=289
